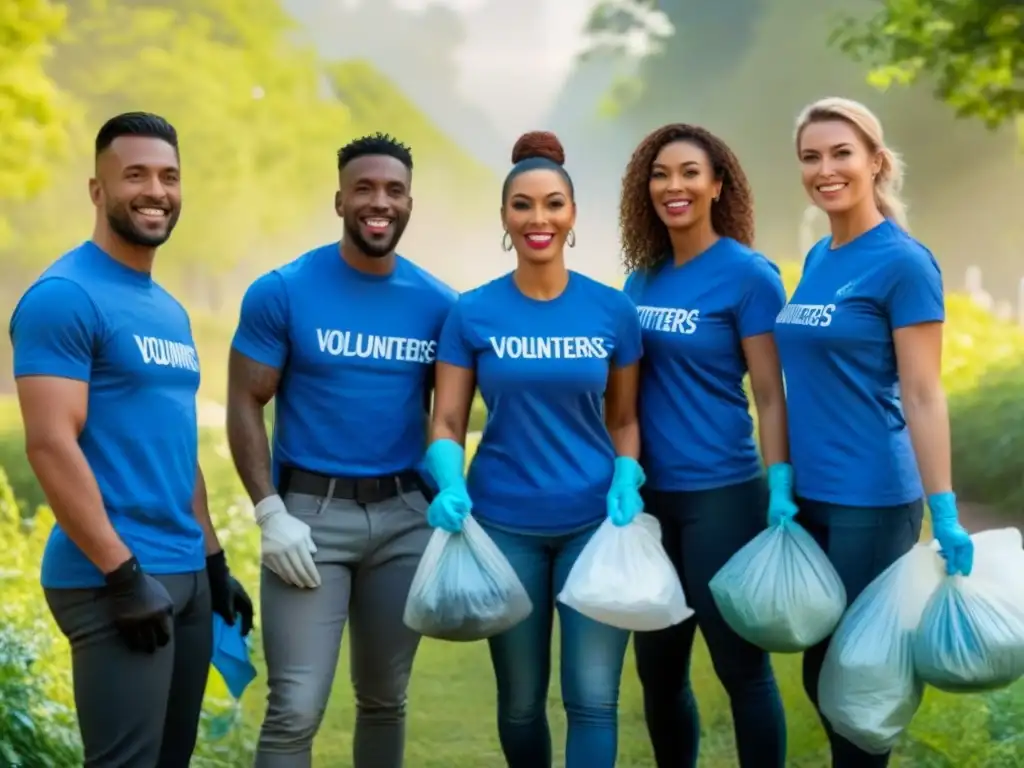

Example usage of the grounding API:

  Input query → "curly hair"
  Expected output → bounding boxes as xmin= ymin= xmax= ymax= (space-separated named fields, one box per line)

xmin=619 ymin=124 xmax=755 ymax=273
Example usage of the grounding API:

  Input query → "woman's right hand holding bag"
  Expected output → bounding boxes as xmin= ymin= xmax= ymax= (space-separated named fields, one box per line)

xmin=424 ymin=439 xmax=472 ymax=533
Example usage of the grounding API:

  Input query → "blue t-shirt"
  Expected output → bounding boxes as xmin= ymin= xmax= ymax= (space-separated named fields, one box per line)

xmin=231 ymin=243 xmax=457 ymax=481
xmin=9 ymin=241 xmax=205 ymax=588
xmin=438 ymin=271 xmax=643 ymax=532
xmin=774 ymin=220 xmax=944 ymax=507
xmin=625 ymin=238 xmax=787 ymax=491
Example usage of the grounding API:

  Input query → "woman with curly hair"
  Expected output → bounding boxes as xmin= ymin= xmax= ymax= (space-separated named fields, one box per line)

xmin=621 ymin=124 xmax=791 ymax=767
xmin=425 ymin=131 xmax=644 ymax=768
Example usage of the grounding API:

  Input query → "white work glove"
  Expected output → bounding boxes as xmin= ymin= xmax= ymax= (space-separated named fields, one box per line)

xmin=254 ymin=495 xmax=321 ymax=588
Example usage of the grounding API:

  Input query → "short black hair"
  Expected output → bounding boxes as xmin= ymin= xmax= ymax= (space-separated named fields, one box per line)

xmin=337 ymin=132 xmax=413 ymax=172
xmin=95 ymin=112 xmax=178 ymax=156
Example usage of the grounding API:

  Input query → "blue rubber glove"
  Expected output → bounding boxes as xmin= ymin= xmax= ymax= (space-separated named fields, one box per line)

xmin=929 ymin=491 xmax=973 ymax=576
xmin=766 ymin=462 xmax=799 ymax=527
xmin=424 ymin=439 xmax=466 ymax=491
xmin=426 ymin=486 xmax=472 ymax=533
xmin=607 ymin=456 xmax=645 ymax=527
xmin=423 ymin=439 xmax=472 ymax=533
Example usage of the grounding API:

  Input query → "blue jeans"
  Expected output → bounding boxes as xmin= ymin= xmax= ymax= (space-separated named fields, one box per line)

xmin=797 ymin=497 xmax=924 ymax=768
xmin=480 ymin=520 xmax=630 ymax=768
xmin=634 ymin=477 xmax=786 ymax=767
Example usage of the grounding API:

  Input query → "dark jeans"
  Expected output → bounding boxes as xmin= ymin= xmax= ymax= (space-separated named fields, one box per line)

xmin=481 ymin=520 xmax=631 ymax=768
xmin=634 ymin=477 xmax=786 ymax=768
xmin=797 ymin=497 xmax=924 ymax=768
xmin=45 ymin=570 xmax=213 ymax=768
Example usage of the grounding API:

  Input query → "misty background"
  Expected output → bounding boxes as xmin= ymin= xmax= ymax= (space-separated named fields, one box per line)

xmin=1 ymin=0 xmax=1022 ymax=392
xmin=284 ymin=0 xmax=1023 ymax=299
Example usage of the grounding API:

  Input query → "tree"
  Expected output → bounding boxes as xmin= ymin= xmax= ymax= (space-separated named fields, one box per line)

xmin=2 ymin=0 xmax=354 ymax=295
xmin=831 ymin=1 xmax=1023 ymax=138
xmin=0 ymin=1 xmax=71 ymax=241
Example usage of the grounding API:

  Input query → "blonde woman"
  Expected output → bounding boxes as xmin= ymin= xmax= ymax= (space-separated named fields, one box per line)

xmin=774 ymin=97 xmax=973 ymax=766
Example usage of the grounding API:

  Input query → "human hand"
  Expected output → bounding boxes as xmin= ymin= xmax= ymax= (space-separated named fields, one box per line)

xmin=426 ymin=485 xmax=472 ymax=533
xmin=929 ymin=491 xmax=973 ymax=576
xmin=255 ymin=494 xmax=321 ymax=588
xmin=104 ymin=557 xmax=174 ymax=653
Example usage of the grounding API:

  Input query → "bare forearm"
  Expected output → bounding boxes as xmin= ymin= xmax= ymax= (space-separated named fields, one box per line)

xmin=754 ymin=397 xmax=789 ymax=467
xmin=608 ymin=420 xmax=640 ymax=460
xmin=27 ymin=442 xmax=131 ymax=573
xmin=192 ymin=466 xmax=221 ymax=555
xmin=904 ymin=394 xmax=953 ymax=496
xmin=227 ymin=398 xmax=276 ymax=504
xmin=431 ymin=413 xmax=468 ymax=445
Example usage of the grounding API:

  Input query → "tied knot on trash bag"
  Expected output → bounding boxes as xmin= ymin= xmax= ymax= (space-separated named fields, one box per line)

xmin=709 ymin=518 xmax=847 ymax=653
xmin=818 ymin=527 xmax=1024 ymax=756
xmin=403 ymin=516 xmax=532 ymax=642
xmin=557 ymin=513 xmax=693 ymax=632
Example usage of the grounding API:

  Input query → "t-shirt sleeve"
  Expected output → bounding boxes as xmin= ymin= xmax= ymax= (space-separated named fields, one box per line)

xmin=736 ymin=257 xmax=787 ymax=339
xmin=623 ymin=269 xmax=645 ymax=303
xmin=612 ymin=292 xmax=643 ymax=367
xmin=886 ymin=249 xmax=945 ymax=329
xmin=9 ymin=278 xmax=100 ymax=382
xmin=231 ymin=272 xmax=290 ymax=369
xmin=436 ymin=299 xmax=475 ymax=369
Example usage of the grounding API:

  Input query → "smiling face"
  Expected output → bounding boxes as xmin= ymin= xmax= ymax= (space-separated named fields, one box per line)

xmin=336 ymin=154 xmax=412 ymax=258
xmin=501 ymin=168 xmax=575 ymax=265
xmin=648 ymin=139 xmax=722 ymax=235
xmin=91 ymin=136 xmax=181 ymax=248
xmin=798 ymin=119 xmax=882 ymax=217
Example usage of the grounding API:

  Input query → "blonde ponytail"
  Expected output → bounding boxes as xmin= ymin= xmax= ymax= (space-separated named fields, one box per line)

xmin=795 ymin=97 xmax=910 ymax=231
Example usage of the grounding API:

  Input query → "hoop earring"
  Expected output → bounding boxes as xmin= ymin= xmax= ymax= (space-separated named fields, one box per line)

xmin=502 ymin=231 xmax=513 ymax=252
xmin=567 ymin=229 xmax=576 ymax=248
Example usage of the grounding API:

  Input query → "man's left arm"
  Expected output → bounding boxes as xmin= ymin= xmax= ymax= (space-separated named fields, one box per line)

xmin=195 ymin=465 xmax=254 ymax=634
xmin=193 ymin=465 xmax=221 ymax=555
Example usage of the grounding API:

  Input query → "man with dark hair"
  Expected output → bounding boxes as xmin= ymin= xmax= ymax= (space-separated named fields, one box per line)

xmin=227 ymin=132 xmax=456 ymax=767
xmin=9 ymin=111 xmax=253 ymax=768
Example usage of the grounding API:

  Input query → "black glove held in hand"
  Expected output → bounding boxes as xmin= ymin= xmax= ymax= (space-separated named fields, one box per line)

xmin=207 ymin=550 xmax=254 ymax=636
xmin=104 ymin=557 xmax=174 ymax=653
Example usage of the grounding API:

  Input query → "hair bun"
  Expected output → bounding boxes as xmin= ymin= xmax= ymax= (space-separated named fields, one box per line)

xmin=511 ymin=131 xmax=565 ymax=166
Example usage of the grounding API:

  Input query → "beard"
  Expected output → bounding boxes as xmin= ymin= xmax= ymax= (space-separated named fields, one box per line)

xmin=106 ymin=203 xmax=180 ymax=248
xmin=343 ymin=215 xmax=409 ymax=258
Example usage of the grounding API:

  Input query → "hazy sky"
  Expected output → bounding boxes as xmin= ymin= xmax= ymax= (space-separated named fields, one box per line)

xmin=302 ymin=0 xmax=599 ymax=138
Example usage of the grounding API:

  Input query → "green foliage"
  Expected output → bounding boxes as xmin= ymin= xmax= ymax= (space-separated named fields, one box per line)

xmin=950 ymin=360 xmax=1024 ymax=513
xmin=0 ymin=1 xmax=70 ymax=199
xmin=579 ymin=0 xmax=673 ymax=118
xmin=0 ymin=0 xmax=72 ymax=246
xmin=831 ymin=1 xmax=1024 ymax=139
xmin=0 ymin=0 xmax=499 ymax=305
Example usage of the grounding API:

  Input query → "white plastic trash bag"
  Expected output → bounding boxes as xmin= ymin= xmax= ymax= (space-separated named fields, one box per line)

xmin=557 ymin=514 xmax=693 ymax=631
xmin=818 ymin=543 xmax=945 ymax=755
xmin=708 ymin=520 xmax=846 ymax=653
xmin=913 ymin=527 xmax=1024 ymax=693
xmin=403 ymin=516 xmax=532 ymax=642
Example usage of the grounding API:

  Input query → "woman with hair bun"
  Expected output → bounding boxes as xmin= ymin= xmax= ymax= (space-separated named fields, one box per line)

xmin=423 ymin=131 xmax=643 ymax=767
xmin=777 ymin=96 xmax=973 ymax=767
xmin=620 ymin=123 xmax=790 ymax=768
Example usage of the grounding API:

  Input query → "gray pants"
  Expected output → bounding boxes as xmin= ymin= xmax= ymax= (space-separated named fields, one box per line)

xmin=44 ymin=571 xmax=212 ymax=768
xmin=255 ymin=487 xmax=431 ymax=768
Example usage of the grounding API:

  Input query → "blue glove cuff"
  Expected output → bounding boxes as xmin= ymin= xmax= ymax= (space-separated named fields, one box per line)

xmin=927 ymin=491 xmax=958 ymax=522
xmin=766 ymin=462 xmax=794 ymax=494
xmin=424 ymin=439 xmax=466 ymax=491
xmin=613 ymin=456 xmax=645 ymax=489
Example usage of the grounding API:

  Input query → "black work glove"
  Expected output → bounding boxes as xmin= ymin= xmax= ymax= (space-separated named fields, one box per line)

xmin=206 ymin=550 xmax=254 ymax=636
xmin=104 ymin=557 xmax=174 ymax=653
